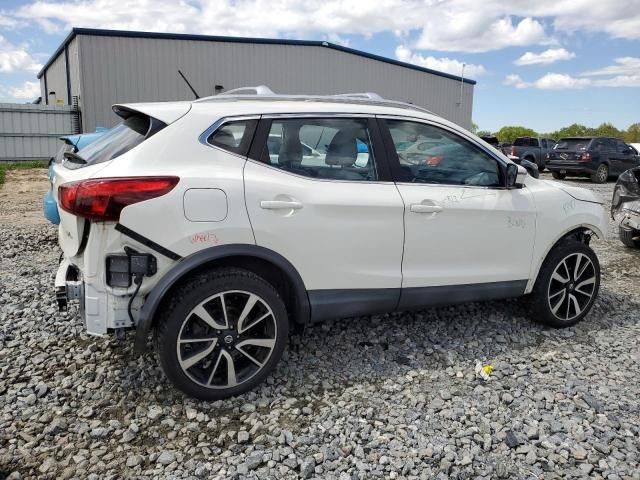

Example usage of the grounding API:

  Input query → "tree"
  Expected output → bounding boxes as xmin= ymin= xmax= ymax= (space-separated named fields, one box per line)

xmin=495 ymin=126 xmax=538 ymax=144
xmin=471 ymin=121 xmax=479 ymax=134
xmin=592 ymin=122 xmax=623 ymax=139
xmin=476 ymin=130 xmax=493 ymax=137
xmin=550 ymin=123 xmax=592 ymax=140
xmin=624 ymin=123 xmax=640 ymax=143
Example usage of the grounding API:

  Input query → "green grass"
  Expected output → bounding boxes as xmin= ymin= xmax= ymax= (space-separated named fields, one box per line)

xmin=0 ymin=160 xmax=49 ymax=186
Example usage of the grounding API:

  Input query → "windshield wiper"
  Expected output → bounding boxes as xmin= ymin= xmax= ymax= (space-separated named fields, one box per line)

xmin=63 ymin=151 xmax=87 ymax=165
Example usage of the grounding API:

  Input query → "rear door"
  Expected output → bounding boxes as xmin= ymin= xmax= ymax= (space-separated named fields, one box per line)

xmin=243 ymin=115 xmax=405 ymax=318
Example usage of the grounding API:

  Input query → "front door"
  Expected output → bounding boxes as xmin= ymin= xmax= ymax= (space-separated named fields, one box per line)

xmin=379 ymin=118 xmax=537 ymax=307
xmin=244 ymin=116 xmax=405 ymax=320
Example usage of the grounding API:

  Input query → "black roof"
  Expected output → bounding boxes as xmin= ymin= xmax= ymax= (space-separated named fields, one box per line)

xmin=37 ymin=27 xmax=476 ymax=85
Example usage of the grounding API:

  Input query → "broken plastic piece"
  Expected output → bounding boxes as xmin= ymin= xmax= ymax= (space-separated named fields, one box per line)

xmin=475 ymin=361 xmax=494 ymax=381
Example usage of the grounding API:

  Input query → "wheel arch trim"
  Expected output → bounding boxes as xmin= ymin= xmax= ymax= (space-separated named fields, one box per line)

xmin=525 ymin=223 xmax=604 ymax=293
xmin=133 ymin=244 xmax=310 ymax=352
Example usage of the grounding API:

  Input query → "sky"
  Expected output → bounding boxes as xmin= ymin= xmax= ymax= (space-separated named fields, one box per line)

xmin=0 ymin=0 xmax=638 ymax=133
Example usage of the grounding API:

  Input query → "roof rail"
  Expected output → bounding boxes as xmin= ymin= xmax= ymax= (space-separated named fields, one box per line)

xmin=332 ymin=92 xmax=384 ymax=100
xmin=218 ymin=85 xmax=275 ymax=96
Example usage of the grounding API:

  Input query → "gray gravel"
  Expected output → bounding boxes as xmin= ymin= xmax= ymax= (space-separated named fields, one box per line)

xmin=1 ymin=171 xmax=639 ymax=479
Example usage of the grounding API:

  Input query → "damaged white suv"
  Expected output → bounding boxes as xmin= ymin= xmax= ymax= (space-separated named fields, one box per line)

xmin=53 ymin=88 xmax=608 ymax=399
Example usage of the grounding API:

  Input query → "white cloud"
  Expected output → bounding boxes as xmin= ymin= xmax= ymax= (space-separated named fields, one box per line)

xmin=2 ymin=0 xmax=637 ymax=54
xmin=0 ymin=36 xmax=42 ymax=74
xmin=416 ymin=15 xmax=549 ymax=53
xmin=581 ymin=57 xmax=640 ymax=77
xmin=395 ymin=46 xmax=487 ymax=77
xmin=504 ymin=74 xmax=529 ymax=89
xmin=514 ymin=48 xmax=575 ymax=66
xmin=534 ymin=73 xmax=590 ymax=89
xmin=9 ymin=80 xmax=41 ymax=99
xmin=0 ymin=80 xmax=41 ymax=102
xmin=505 ymin=57 xmax=640 ymax=89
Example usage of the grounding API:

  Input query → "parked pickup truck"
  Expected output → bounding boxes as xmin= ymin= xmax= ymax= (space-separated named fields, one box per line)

xmin=509 ymin=137 xmax=556 ymax=171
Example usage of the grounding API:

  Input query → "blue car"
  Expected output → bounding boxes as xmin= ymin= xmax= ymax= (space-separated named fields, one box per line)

xmin=43 ymin=128 xmax=108 ymax=224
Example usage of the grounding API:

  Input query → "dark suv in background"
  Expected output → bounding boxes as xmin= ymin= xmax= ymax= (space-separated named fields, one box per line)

xmin=546 ymin=137 xmax=640 ymax=183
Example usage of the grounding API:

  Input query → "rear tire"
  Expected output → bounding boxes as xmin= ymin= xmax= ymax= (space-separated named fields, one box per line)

xmin=619 ymin=227 xmax=640 ymax=248
xmin=155 ymin=268 xmax=289 ymax=400
xmin=528 ymin=240 xmax=600 ymax=328
xmin=590 ymin=164 xmax=608 ymax=183
xmin=552 ymin=171 xmax=566 ymax=180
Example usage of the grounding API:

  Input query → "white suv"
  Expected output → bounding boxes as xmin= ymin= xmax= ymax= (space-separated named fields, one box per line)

xmin=52 ymin=88 xmax=608 ymax=400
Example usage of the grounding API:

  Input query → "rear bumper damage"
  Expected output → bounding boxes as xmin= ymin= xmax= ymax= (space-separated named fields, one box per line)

xmin=55 ymin=258 xmax=139 ymax=335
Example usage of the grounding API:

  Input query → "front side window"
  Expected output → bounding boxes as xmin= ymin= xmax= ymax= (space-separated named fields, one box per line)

xmin=207 ymin=120 xmax=257 ymax=156
xmin=260 ymin=118 xmax=378 ymax=181
xmin=386 ymin=120 xmax=501 ymax=187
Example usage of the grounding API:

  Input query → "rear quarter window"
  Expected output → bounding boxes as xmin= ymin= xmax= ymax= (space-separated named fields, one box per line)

xmin=69 ymin=114 xmax=166 ymax=169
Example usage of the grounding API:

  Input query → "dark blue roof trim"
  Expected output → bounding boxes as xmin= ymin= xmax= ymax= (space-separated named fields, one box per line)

xmin=38 ymin=27 xmax=476 ymax=85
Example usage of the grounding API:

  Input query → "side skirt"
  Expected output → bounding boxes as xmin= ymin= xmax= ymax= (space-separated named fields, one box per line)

xmin=399 ymin=280 xmax=528 ymax=310
xmin=307 ymin=280 xmax=528 ymax=322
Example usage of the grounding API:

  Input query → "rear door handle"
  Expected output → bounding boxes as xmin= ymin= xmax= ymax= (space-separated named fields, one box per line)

xmin=410 ymin=204 xmax=443 ymax=214
xmin=260 ymin=200 xmax=303 ymax=210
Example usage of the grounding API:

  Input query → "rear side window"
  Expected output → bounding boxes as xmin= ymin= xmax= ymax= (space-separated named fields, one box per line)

xmin=207 ymin=120 xmax=257 ymax=156
xmin=514 ymin=137 xmax=537 ymax=147
xmin=259 ymin=117 xmax=378 ymax=182
xmin=72 ymin=114 xmax=165 ymax=169
xmin=554 ymin=139 xmax=592 ymax=151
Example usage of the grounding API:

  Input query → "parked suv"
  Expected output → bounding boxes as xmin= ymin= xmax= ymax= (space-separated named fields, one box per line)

xmin=52 ymin=88 xmax=607 ymax=400
xmin=510 ymin=137 xmax=556 ymax=171
xmin=547 ymin=137 xmax=640 ymax=183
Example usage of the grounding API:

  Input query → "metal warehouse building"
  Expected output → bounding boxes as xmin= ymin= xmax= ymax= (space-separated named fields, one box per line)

xmin=38 ymin=28 xmax=475 ymax=133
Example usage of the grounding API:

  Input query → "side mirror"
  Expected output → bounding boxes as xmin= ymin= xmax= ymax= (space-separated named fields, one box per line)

xmin=506 ymin=163 xmax=519 ymax=187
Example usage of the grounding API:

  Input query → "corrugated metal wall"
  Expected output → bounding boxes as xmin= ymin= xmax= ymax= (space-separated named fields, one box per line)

xmin=73 ymin=35 xmax=473 ymax=132
xmin=44 ymin=52 xmax=68 ymax=106
xmin=0 ymin=103 xmax=76 ymax=161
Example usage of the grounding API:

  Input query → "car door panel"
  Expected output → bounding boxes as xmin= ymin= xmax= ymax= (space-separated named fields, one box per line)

xmin=396 ymin=183 xmax=536 ymax=288
xmin=243 ymin=117 xmax=405 ymax=294
xmin=379 ymin=117 xmax=537 ymax=294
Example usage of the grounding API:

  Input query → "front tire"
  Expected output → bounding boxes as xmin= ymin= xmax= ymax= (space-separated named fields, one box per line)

xmin=590 ymin=164 xmax=608 ymax=183
xmin=155 ymin=268 xmax=289 ymax=400
xmin=551 ymin=171 xmax=566 ymax=180
xmin=528 ymin=240 xmax=600 ymax=328
xmin=619 ymin=227 xmax=640 ymax=248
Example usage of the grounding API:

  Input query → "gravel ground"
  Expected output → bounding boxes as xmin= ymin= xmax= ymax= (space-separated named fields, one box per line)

xmin=1 ymin=170 xmax=639 ymax=480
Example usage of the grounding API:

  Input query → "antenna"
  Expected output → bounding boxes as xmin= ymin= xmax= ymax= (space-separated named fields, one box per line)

xmin=178 ymin=70 xmax=200 ymax=99
xmin=458 ymin=63 xmax=465 ymax=108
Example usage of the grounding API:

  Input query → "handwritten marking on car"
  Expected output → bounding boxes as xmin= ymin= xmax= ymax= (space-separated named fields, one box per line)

xmin=507 ymin=216 xmax=526 ymax=229
xmin=190 ymin=232 xmax=220 ymax=244
xmin=563 ymin=198 xmax=576 ymax=215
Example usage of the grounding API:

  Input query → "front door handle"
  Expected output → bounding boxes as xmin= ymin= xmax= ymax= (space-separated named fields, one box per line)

xmin=260 ymin=200 xmax=303 ymax=210
xmin=410 ymin=204 xmax=443 ymax=214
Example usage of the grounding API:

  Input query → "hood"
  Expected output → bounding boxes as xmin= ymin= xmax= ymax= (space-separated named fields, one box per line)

xmin=112 ymin=101 xmax=192 ymax=125
xmin=543 ymin=179 xmax=604 ymax=204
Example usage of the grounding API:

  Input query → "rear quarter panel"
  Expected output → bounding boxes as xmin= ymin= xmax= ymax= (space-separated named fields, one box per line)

xmin=96 ymin=109 xmax=256 ymax=259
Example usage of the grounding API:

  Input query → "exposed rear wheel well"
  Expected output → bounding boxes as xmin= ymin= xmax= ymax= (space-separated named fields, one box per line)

xmin=155 ymin=255 xmax=301 ymax=330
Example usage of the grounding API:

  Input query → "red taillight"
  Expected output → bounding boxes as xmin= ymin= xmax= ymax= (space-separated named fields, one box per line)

xmin=510 ymin=146 xmax=516 ymax=156
xmin=59 ymin=176 xmax=179 ymax=221
xmin=580 ymin=152 xmax=592 ymax=162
